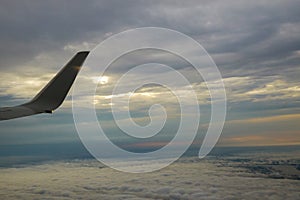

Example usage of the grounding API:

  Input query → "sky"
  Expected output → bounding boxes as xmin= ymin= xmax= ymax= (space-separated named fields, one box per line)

xmin=0 ymin=0 xmax=300 ymax=158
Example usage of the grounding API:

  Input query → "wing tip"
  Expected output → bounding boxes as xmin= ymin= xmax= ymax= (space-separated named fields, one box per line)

xmin=77 ymin=51 xmax=90 ymax=55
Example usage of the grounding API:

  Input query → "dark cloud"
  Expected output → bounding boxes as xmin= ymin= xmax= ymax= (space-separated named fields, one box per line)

xmin=0 ymin=0 xmax=299 ymax=72
xmin=0 ymin=0 xmax=152 ymax=69
xmin=0 ymin=0 xmax=299 ymax=147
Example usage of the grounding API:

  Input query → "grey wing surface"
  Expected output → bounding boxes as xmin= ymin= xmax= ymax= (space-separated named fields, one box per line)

xmin=0 ymin=51 xmax=89 ymax=121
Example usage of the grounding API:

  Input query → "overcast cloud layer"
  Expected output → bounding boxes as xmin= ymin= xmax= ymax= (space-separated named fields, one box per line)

xmin=0 ymin=0 xmax=300 ymax=148
xmin=1 ymin=151 xmax=300 ymax=200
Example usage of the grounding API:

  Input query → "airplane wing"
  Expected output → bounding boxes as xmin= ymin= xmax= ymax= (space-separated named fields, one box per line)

xmin=0 ymin=51 xmax=89 ymax=121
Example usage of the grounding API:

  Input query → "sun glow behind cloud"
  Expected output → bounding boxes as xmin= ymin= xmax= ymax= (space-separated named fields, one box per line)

xmin=0 ymin=66 xmax=299 ymax=146
xmin=91 ymin=76 xmax=109 ymax=84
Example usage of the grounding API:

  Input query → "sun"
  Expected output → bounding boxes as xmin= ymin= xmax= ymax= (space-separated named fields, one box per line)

xmin=91 ymin=76 xmax=109 ymax=84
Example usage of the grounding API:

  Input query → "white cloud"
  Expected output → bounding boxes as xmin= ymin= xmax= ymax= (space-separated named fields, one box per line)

xmin=0 ymin=155 xmax=299 ymax=200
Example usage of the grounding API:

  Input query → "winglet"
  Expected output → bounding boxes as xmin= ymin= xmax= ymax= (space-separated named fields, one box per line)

xmin=23 ymin=51 xmax=89 ymax=113
xmin=0 ymin=51 xmax=89 ymax=121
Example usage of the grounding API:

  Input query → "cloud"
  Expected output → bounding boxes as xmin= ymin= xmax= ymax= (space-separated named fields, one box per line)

xmin=1 ymin=0 xmax=299 ymax=100
xmin=0 ymin=154 xmax=299 ymax=199
xmin=0 ymin=0 xmax=300 ymax=147
xmin=1 ymin=0 xmax=299 ymax=70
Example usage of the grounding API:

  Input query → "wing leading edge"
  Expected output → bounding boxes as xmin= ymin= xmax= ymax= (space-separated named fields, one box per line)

xmin=0 ymin=51 xmax=89 ymax=121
